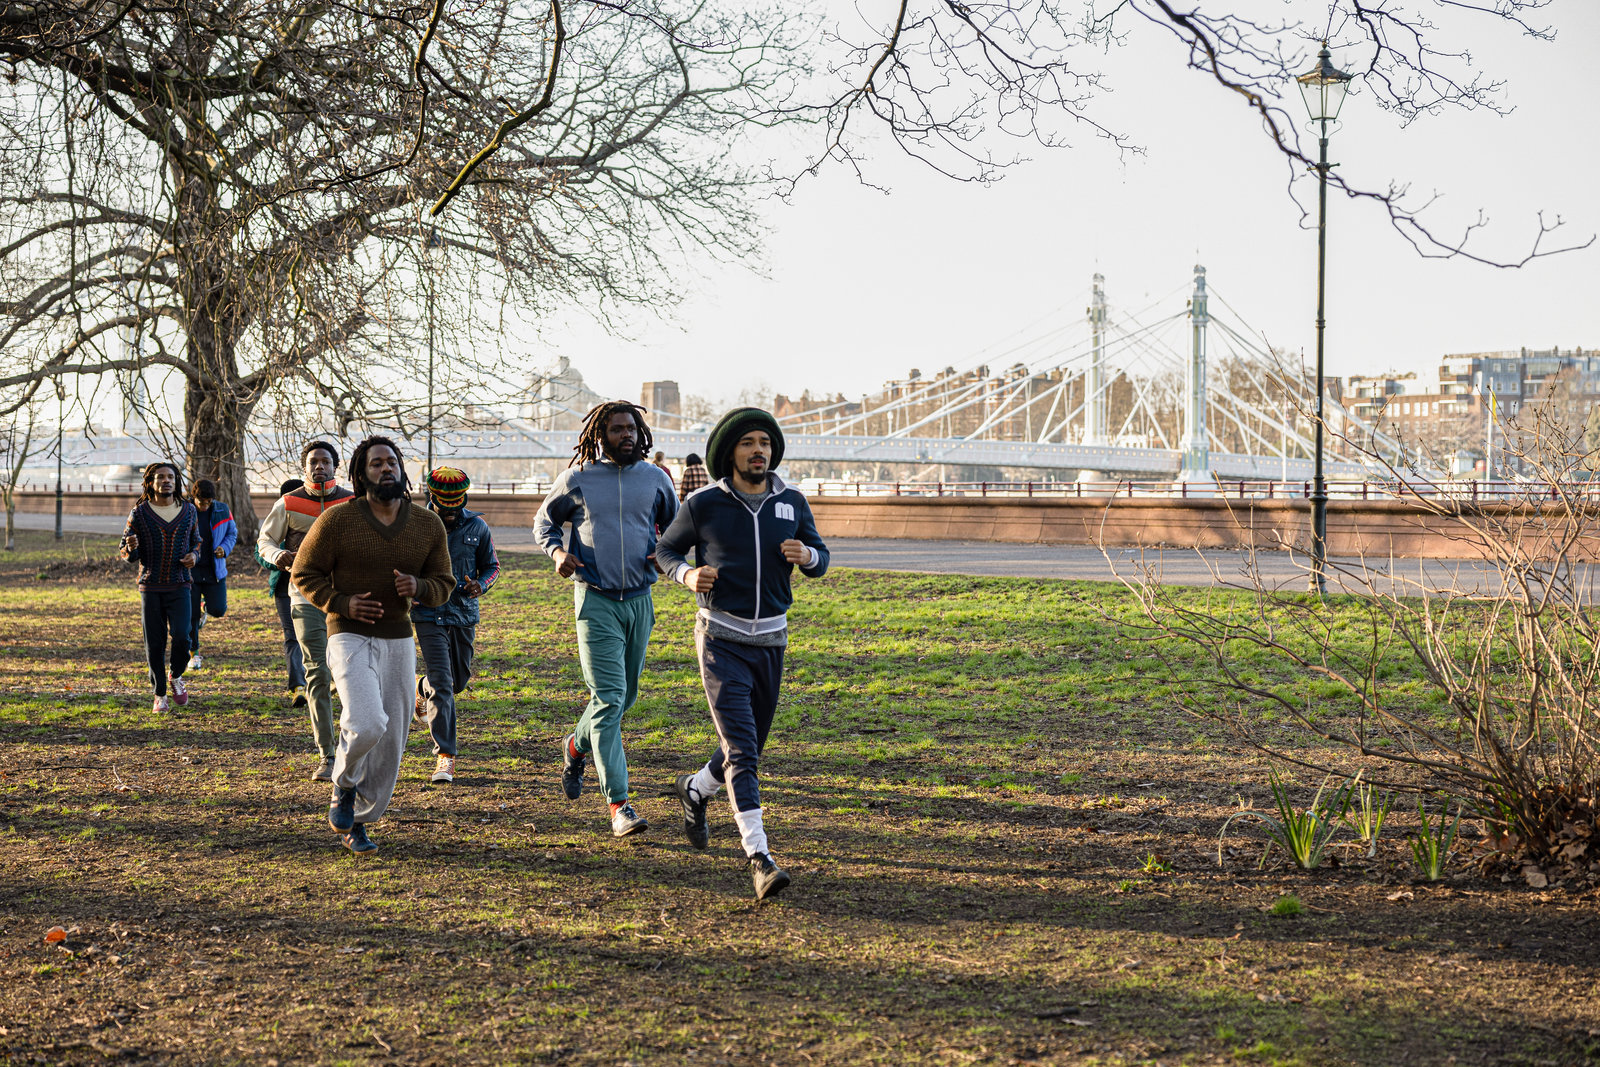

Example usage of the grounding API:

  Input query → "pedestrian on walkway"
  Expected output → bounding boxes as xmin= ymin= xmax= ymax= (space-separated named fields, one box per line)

xmin=257 ymin=442 xmax=355 ymax=780
xmin=534 ymin=401 xmax=678 ymax=838
xmin=652 ymin=450 xmax=674 ymax=483
xmin=185 ymin=479 xmax=238 ymax=672
xmin=256 ymin=478 xmax=307 ymax=703
xmin=678 ymin=452 xmax=709 ymax=501
xmin=411 ymin=466 xmax=501 ymax=785
xmin=293 ymin=436 xmax=454 ymax=855
xmin=656 ymin=408 xmax=830 ymax=900
xmin=120 ymin=461 xmax=202 ymax=713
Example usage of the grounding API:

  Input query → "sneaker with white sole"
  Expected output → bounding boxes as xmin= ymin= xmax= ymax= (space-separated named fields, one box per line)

xmin=431 ymin=756 xmax=455 ymax=784
xmin=152 ymin=695 xmax=170 ymax=713
xmin=311 ymin=757 xmax=334 ymax=782
xmin=610 ymin=802 xmax=648 ymax=837
xmin=188 ymin=654 xmax=204 ymax=671
xmin=170 ymin=676 xmax=189 ymax=706
xmin=750 ymin=852 xmax=791 ymax=901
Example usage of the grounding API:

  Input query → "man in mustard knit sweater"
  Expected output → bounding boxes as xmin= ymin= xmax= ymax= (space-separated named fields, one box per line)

xmin=292 ymin=436 xmax=454 ymax=854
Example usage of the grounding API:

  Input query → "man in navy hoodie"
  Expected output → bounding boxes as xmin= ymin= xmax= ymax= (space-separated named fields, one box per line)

xmin=655 ymin=407 xmax=830 ymax=900
xmin=185 ymin=478 xmax=238 ymax=671
xmin=534 ymin=401 xmax=678 ymax=837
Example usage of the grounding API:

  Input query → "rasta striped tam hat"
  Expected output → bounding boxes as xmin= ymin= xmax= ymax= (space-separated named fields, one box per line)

xmin=426 ymin=466 xmax=470 ymax=509
xmin=705 ymin=407 xmax=784 ymax=481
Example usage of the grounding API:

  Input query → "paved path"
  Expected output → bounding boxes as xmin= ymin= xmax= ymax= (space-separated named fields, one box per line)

xmin=18 ymin=511 xmax=1522 ymax=595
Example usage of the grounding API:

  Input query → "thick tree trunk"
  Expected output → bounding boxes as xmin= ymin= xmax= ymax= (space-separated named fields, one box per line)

xmin=180 ymin=260 xmax=260 ymax=548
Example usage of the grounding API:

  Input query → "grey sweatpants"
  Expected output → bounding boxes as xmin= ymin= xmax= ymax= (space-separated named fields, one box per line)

xmin=328 ymin=632 xmax=416 ymax=824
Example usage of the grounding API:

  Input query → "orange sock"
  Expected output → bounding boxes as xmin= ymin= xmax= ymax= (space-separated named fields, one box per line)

xmin=568 ymin=736 xmax=581 ymax=759
xmin=609 ymin=801 xmax=625 ymax=815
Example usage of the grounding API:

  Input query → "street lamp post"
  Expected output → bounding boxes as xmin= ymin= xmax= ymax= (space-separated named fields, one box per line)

xmin=53 ymin=380 xmax=64 ymax=540
xmin=1297 ymin=42 xmax=1352 ymax=596
xmin=424 ymin=225 xmax=441 ymax=475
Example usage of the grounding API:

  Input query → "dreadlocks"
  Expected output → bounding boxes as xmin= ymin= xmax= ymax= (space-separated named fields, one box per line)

xmin=139 ymin=461 xmax=184 ymax=504
xmin=348 ymin=435 xmax=412 ymax=498
xmin=570 ymin=401 xmax=653 ymax=468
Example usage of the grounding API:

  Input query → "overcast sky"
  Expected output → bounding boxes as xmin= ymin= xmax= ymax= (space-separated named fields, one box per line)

xmin=539 ymin=0 xmax=1600 ymax=409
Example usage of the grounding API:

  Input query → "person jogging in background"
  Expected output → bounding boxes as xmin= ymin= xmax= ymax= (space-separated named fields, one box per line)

xmin=678 ymin=452 xmax=709 ymax=501
xmin=292 ymin=435 xmax=454 ymax=856
xmin=534 ymin=401 xmax=678 ymax=838
xmin=185 ymin=478 xmax=238 ymax=671
xmin=256 ymin=478 xmax=307 ymax=705
xmin=257 ymin=442 xmax=355 ymax=781
xmin=411 ymin=467 xmax=501 ymax=785
xmin=120 ymin=461 xmax=202 ymax=713
xmin=655 ymin=408 xmax=830 ymax=901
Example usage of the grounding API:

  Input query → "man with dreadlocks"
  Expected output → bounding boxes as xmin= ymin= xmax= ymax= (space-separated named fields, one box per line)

xmin=534 ymin=401 xmax=678 ymax=837
xmin=292 ymin=436 xmax=454 ymax=855
xmin=411 ymin=466 xmax=501 ymax=785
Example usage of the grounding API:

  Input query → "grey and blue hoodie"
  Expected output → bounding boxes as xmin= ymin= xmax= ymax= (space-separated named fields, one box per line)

xmin=533 ymin=458 xmax=679 ymax=599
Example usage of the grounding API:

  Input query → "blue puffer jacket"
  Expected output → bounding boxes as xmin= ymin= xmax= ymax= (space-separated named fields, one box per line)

xmin=193 ymin=500 xmax=239 ymax=582
xmin=655 ymin=473 xmax=829 ymax=636
xmin=533 ymin=459 xmax=678 ymax=598
xmin=410 ymin=509 xmax=502 ymax=627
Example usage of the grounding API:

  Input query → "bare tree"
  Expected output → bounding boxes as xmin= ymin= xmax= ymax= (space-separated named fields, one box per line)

xmin=801 ymin=1 xmax=1589 ymax=265
xmin=0 ymin=389 xmax=47 ymax=550
xmin=0 ymin=1 xmax=805 ymax=541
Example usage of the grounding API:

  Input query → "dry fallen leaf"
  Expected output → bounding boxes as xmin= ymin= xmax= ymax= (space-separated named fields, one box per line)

xmin=43 ymin=927 xmax=66 ymax=943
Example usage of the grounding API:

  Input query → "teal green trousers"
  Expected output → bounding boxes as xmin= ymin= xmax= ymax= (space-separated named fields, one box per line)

xmin=572 ymin=585 xmax=655 ymax=803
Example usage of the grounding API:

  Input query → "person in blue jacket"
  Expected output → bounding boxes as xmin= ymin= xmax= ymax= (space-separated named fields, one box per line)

xmin=655 ymin=407 xmax=830 ymax=900
xmin=411 ymin=466 xmax=501 ymax=786
xmin=186 ymin=478 xmax=239 ymax=671
xmin=534 ymin=401 xmax=678 ymax=838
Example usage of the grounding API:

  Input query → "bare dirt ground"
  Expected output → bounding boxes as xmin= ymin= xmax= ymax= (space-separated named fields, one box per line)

xmin=1 ymin=531 xmax=1596 ymax=1065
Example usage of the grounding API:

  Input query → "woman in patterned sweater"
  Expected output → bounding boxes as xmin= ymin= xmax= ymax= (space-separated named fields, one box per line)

xmin=120 ymin=462 xmax=201 ymax=712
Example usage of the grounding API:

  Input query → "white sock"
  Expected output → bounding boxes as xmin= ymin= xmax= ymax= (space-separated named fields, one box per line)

xmin=733 ymin=807 xmax=768 ymax=858
xmin=689 ymin=764 xmax=722 ymax=802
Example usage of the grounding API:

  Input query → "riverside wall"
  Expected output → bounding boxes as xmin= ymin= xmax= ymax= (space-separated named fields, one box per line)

xmin=16 ymin=488 xmax=1588 ymax=561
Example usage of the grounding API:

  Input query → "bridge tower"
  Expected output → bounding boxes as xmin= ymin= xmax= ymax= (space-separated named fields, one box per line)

xmin=1179 ymin=264 xmax=1214 ymax=492
xmin=1085 ymin=273 xmax=1108 ymax=447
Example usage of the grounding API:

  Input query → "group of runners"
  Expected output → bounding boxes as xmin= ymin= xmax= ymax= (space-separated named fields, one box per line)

xmin=117 ymin=405 xmax=827 ymax=900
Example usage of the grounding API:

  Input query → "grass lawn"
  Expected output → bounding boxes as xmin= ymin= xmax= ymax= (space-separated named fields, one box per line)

xmin=0 ymin=528 xmax=1595 ymax=1065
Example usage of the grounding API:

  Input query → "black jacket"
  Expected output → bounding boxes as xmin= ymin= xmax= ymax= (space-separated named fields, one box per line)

xmin=656 ymin=474 xmax=829 ymax=636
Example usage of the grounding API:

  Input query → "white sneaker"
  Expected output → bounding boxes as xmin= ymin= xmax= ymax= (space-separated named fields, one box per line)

xmin=152 ymin=695 xmax=170 ymax=713
xmin=431 ymin=756 xmax=455 ymax=784
xmin=188 ymin=654 xmax=204 ymax=671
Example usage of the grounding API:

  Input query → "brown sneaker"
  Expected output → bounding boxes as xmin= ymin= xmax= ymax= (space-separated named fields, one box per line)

xmin=431 ymin=755 xmax=455 ymax=784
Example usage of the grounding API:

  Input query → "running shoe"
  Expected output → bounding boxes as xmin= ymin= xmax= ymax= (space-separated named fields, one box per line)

xmin=749 ymin=852 xmax=790 ymax=901
xmin=343 ymin=824 xmax=378 ymax=854
xmin=291 ymin=686 xmax=308 ymax=707
xmin=170 ymin=676 xmax=189 ymax=706
xmin=187 ymin=654 xmax=203 ymax=671
xmin=610 ymin=803 xmax=648 ymax=837
xmin=673 ymin=773 xmax=710 ymax=850
xmin=152 ymin=695 xmax=170 ymax=714
xmin=560 ymin=734 xmax=586 ymax=800
xmin=431 ymin=756 xmax=455 ymax=784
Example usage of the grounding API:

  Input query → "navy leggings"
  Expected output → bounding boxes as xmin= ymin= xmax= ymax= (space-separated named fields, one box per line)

xmin=141 ymin=588 xmax=191 ymax=696
xmin=697 ymin=631 xmax=784 ymax=813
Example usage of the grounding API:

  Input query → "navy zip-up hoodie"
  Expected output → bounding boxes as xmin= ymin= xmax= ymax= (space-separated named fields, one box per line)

xmin=655 ymin=473 xmax=829 ymax=635
xmin=533 ymin=458 xmax=678 ymax=597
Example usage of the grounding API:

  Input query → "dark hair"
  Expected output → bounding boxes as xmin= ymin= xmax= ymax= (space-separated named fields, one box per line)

xmin=280 ymin=478 xmax=305 ymax=495
xmin=300 ymin=439 xmax=340 ymax=470
xmin=571 ymin=401 xmax=653 ymax=468
xmin=139 ymin=461 xmax=184 ymax=504
xmin=685 ymin=452 xmax=702 ymax=466
xmin=348 ymin=435 xmax=410 ymax=498
xmin=194 ymin=478 xmax=216 ymax=500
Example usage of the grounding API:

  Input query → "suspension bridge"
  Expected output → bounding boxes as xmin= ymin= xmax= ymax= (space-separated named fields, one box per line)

xmin=50 ymin=265 xmax=1417 ymax=486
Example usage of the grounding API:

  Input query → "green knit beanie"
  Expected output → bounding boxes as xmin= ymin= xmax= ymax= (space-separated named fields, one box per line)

xmin=705 ymin=407 xmax=785 ymax=481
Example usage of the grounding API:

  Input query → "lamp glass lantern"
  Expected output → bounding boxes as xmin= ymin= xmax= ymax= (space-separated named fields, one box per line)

xmin=1297 ymin=44 xmax=1352 ymax=123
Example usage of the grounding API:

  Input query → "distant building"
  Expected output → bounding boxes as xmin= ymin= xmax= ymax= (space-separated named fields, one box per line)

xmin=640 ymin=380 xmax=681 ymax=423
xmin=518 ymin=358 xmax=605 ymax=430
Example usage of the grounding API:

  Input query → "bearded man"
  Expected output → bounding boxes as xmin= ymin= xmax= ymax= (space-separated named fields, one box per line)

xmin=292 ymin=436 xmax=454 ymax=854
xmin=533 ymin=401 xmax=679 ymax=838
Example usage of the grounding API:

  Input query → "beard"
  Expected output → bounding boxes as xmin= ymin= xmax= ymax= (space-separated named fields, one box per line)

xmin=372 ymin=479 xmax=406 ymax=502
xmin=603 ymin=441 xmax=641 ymax=466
